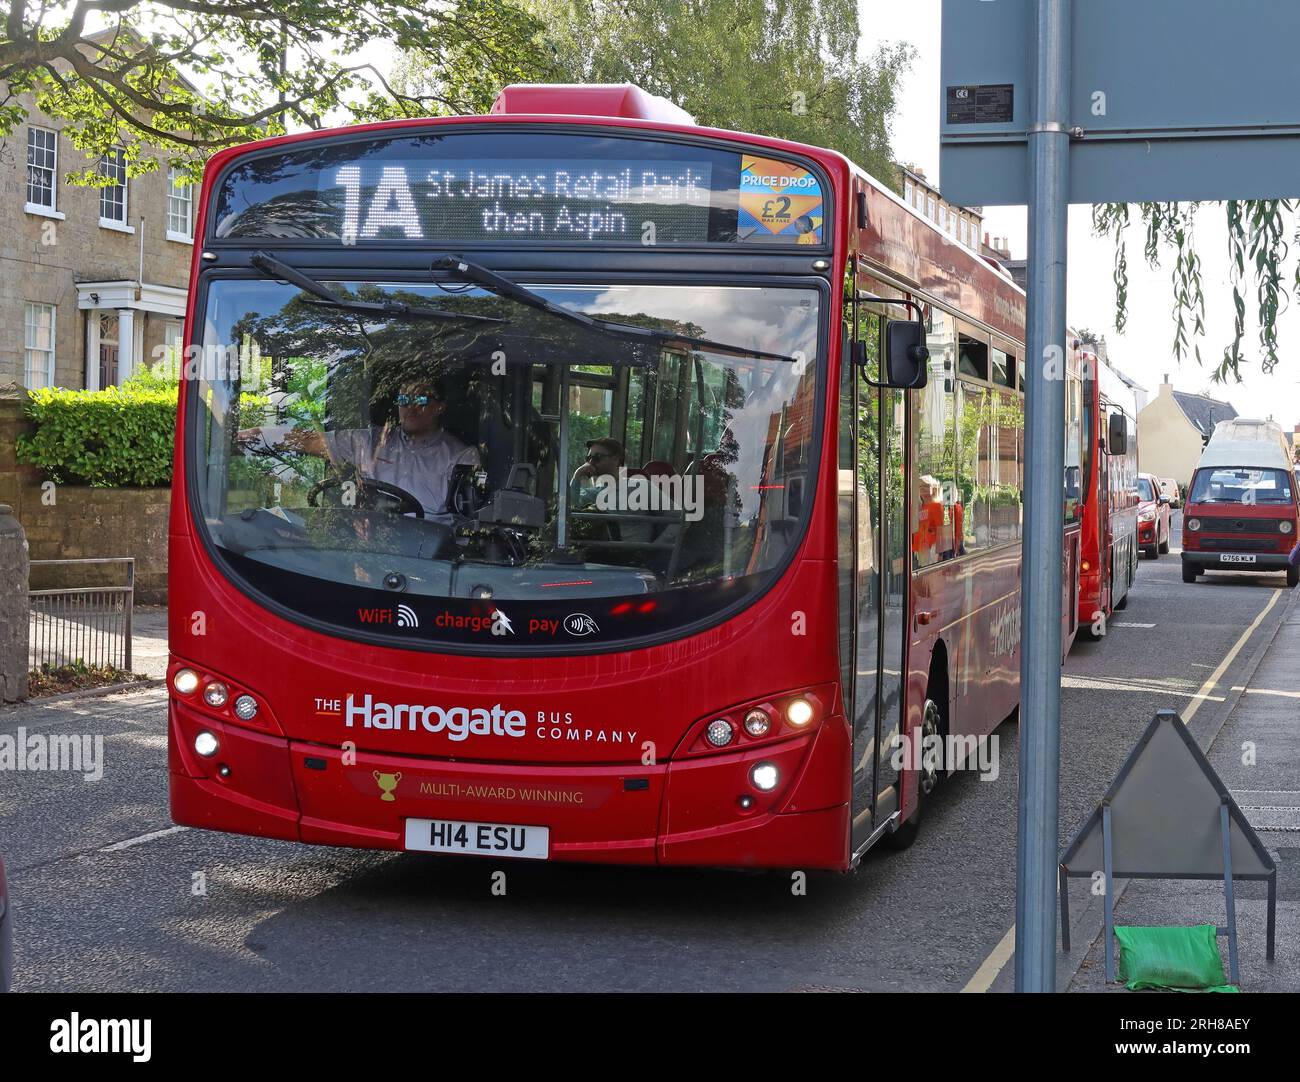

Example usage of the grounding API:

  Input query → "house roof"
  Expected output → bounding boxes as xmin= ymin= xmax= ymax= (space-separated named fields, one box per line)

xmin=1172 ymin=390 xmax=1238 ymax=439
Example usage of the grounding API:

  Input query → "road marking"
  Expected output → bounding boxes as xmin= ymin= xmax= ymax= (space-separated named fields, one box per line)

xmin=1112 ymin=622 xmax=1156 ymax=628
xmin=963 ymin=587 xmax=1283 ymax=992
xmin=99 ymin=825 xmax=189 ymax=852
xmin=1227 ymin=685 xmax=1300 ymax=699
xmin=961 ymin=925 xmax=1014 ymax=993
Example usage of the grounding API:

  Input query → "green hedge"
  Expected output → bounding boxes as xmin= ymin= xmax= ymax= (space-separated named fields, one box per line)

xmin=17 ymin=385 xmax=178 ymax=487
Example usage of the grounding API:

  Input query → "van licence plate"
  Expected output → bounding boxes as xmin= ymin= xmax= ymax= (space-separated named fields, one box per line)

xmin=404 ymin=818 xmax=549 ymax=859
xmin=1220 ymin=554 xmax=1257 ymax=564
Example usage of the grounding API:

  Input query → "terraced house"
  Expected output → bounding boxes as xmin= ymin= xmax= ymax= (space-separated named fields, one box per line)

xmin=0 ymin=88 xmax=194 ymax=392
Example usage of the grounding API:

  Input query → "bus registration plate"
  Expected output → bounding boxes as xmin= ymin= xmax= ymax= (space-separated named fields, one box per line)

xmin=1220 ymin=554 xmax=1257 ymax=564
xmin=404 ymin=818 xmax=549 ymax=859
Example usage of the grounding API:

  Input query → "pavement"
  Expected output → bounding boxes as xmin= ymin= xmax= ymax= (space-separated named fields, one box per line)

xmin=2 ymin=511 xmax=1297 ymax=991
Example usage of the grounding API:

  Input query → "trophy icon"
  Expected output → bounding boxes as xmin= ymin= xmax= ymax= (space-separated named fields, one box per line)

xmin=373 ymin=770 xmax=402 ymax=801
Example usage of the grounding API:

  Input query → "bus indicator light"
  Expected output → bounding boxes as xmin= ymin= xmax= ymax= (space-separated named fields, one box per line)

xmin=750 ymin=763 xmax=779 ymax=792
xmin=234 ymin=695 xmax=259 ymax=721
xmin=173 ymin=669 xmax=199 ymax=695
xmin=705 ymin=719 xmax=734 ymax=748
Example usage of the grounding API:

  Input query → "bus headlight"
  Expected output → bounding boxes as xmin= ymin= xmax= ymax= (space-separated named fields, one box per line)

xmin=203 ymin=682 xmax=229 ymax=707
xmin=705 ymin=719 xmax=734 ymax=748
xmin=173 ymin=669 xmax=199 ymax=695
xmin=1282 ymin=521 xmax=1294 ymax=534
xmin=743 ymin=708 xmax=772 ymax=737
xmin=786 ymin=698 xmax=814 ymax=727
xmin=1186 ymin=518 xmax=1201 ymax=532
xmin=194 ymin=731 xmax=219 ymax=758
xmin=750 ymin=762 xmax=780 ymax=792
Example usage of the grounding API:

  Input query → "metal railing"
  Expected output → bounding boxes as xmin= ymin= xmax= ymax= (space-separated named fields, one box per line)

xmin=28 ymin=558 xmax=135 ymax=672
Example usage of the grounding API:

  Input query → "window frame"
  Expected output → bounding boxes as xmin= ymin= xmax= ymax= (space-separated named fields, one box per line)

xmin=23 ymin=301 xmax=56 ymax=389
xmin=167 ymin=168 xmax=195 ymax=242
xmin=25 ymin=126 xmax=63 ymax=218
xmin=98 ymin=146 xmax=132 ymax=231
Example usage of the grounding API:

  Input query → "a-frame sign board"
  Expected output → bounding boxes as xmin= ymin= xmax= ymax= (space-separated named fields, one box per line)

xmin=1059 ymin=709 xmax=1276 ymax=984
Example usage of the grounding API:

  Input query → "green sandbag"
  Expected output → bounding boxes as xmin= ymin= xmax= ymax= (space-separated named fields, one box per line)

xmin=1114 ymin=925 xmax=1236 ymax=991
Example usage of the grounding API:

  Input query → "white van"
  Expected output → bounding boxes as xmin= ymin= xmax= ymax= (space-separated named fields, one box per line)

xmin=1182 ymin=419 xmax=1299 ymax=585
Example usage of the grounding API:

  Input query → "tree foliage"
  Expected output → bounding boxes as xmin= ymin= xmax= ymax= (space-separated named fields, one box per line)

xmin=1093 ymin=200 xmax=1299 ymax=384
xmin=0 ymin=0 xmax=556 ymax=178
xmin=400 ymin=0 xmax=915 ymax=189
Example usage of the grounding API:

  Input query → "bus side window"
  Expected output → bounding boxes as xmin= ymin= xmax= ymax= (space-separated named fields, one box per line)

xmin=914 ymin=310 xmax=958 ymax=567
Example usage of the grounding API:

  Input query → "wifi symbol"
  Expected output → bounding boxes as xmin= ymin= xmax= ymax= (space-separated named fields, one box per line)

xmin=396 ymin=604 xmax=419 ymax=629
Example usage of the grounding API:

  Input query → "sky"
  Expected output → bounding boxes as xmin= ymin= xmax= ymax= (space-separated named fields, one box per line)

xmin=860 ymin=0 xmax=1300 ymax=426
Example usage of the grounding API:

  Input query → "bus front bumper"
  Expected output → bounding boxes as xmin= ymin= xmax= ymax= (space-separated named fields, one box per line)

xmin=168 ymin=698 xmax=852 ymax=869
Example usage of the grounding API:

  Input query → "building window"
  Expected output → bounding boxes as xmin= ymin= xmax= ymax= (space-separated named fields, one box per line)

xmin=167 ymin=169 xmax=193 ymax=240
xmin=928 ymin=196 xmax=937 ymax=220
xmin=99 ymin=147 xmax=129 ymax=226
xmin=959 ymin=219 xmax=968 ymax=244
xmin=26 ymin=127 xmax=58 ymax=210
xmin=904 ymin=181 xmax=913 ymax=205
xmin=163 ymin=321 xmax=184 ymax=374
xmin=24 ymin=302 xmax=56 ymax=389
xmin=939 ymin=205 xmax=948 ymax=230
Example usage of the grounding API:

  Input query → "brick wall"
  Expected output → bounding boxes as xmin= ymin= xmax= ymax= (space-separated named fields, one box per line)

xmin=0 ymin=394 xmax=169 ymax=603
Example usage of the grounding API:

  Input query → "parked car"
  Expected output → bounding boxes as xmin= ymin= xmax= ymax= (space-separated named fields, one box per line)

xmin=1137 ymin=473 xmax=1172 ymax=558
xmin=1182 ymin=419 xmax=1300 ymax=586
xmin=1157 ymin=476 xmax=1181 ymax=508
xmin=0 ymin=854 xmax=11 ymax=993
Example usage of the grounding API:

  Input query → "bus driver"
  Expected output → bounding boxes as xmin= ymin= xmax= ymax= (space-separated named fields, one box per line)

xmin=237 ymin=378 xmax=480 ymax=522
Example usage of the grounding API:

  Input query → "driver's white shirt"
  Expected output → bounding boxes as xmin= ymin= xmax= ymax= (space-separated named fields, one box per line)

xmin=322 ymin=425 xmax=480 ymax=520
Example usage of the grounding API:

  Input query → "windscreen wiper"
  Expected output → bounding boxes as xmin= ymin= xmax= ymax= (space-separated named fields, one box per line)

xmin=431 ymin=254 xmax=803 ymax=364
xmin=251 ymin=252 xmax=504 ymax=324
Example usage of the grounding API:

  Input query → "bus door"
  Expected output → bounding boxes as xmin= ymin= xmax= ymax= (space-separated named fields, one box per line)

xmin=1098 ymin=408 xmax=1112 ymax=606
xmin=845 ymin=302 xmax=908 ymax=852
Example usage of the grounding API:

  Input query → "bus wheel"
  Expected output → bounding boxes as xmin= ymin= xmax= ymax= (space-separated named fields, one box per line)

xmin=884 ymin=697 xmax=941 ymax=851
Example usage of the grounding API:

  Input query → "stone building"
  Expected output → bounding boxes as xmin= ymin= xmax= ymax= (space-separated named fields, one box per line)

xmin=0 ymin=88 xmax=194 ymax=392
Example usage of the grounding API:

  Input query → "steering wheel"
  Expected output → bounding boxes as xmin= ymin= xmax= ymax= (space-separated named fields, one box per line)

xmin=307 ymin=476 xmax=425 ymax=518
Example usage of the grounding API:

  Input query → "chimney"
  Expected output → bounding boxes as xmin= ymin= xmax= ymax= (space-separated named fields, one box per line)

xmin=1160 ymin=373 xmax=1174 ymax=397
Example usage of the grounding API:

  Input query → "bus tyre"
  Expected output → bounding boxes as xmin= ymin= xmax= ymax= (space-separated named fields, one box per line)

xmin=1113 ymin=589 xmax=1128 ymax=611
xmin=1182 ymin=563 xmax=1199 ymax=584
xmin=884 ymin=697 xmax=941 ymax=852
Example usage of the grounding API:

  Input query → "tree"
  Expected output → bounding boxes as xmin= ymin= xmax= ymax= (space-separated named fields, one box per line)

xmin=399 ymin=0 xmax=915 ymax=190
xmin=1092 ymin=200 xmax=1299 ymax=384
xmin=1 ymin=0 xmax=554 ymax=178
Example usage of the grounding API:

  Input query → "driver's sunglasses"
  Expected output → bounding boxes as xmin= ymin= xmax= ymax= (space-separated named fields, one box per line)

xmin=586 ymin=451 xmax=613 ymax=462
xmin=396 ymin=393 xmax=432 ymax=407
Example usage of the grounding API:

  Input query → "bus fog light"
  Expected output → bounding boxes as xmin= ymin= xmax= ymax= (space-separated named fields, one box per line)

xmin=750 ymin=762 xmax=780 ymax=792
xmin=743 ymin=708 xmax=771 ymax=737
xmin=194 ymin=731 xmax=219 ymax=758
xmin=1187 ymin=518 xmax=1201 ymax=531
xmin=786 ymin=698 xmax=814 ymax=726
xmin=173 ymin=669 xmax=199 ymax=695
xmin=233 ymin=695 xmax=259 ymax=721
xmin=203 ymin=682 xmax=229 ymax=707
xmin=705 ymin=719 xmax=734 ymax=747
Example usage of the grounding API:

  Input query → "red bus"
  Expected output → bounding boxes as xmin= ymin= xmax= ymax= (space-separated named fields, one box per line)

xmin=168 ymin=84 xmax=1076 ymax=867
xmin=1072 ymin=341 xmax=1139 ymax=637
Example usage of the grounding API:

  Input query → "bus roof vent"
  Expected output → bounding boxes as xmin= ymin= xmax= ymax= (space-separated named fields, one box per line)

xmin=490 ymin=83 xmax=696 ymax=125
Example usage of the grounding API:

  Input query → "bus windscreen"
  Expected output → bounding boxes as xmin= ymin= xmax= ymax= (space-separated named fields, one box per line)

xmin=189 ymin=279 xmax=822 ymax=649
xmin=209 ymin=131 xmax=827 ymax=247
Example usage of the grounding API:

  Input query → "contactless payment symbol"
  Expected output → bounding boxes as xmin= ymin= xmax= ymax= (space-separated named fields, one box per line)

xmin=738 ymin=156 xmax=824 ymax=244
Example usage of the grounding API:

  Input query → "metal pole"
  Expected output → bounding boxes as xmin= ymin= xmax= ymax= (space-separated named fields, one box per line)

xmin=1015 ymin=0 xmax=1070 ymax=992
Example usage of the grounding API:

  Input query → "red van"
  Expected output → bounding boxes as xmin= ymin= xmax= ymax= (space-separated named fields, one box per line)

xmin=1182 ymin=419 xmax=1300 ymax=586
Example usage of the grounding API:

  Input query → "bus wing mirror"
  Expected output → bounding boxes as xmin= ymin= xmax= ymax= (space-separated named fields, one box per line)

xmin=1108 ymin=412 xmax=1128 ymax=456
xmin=877 ymin=320 xmax=928 ymax=389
